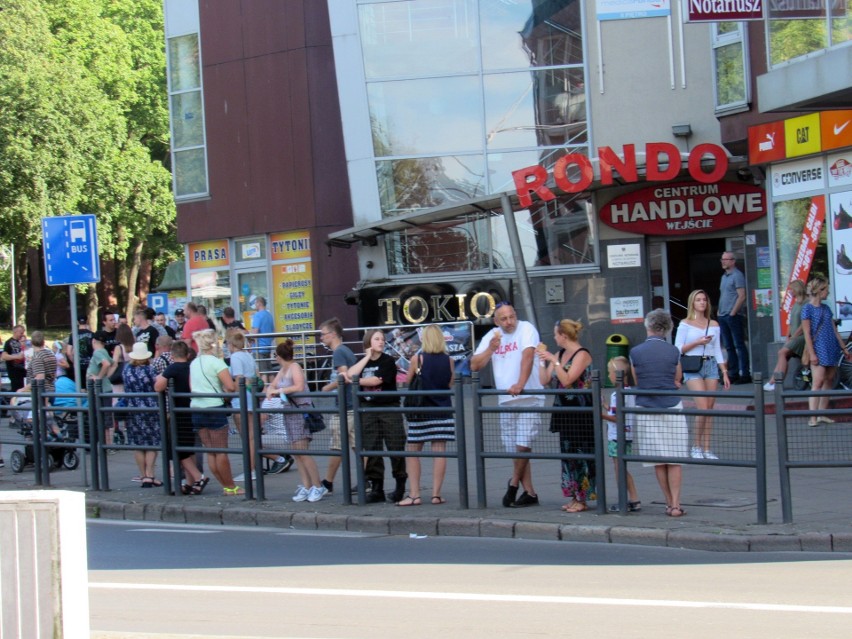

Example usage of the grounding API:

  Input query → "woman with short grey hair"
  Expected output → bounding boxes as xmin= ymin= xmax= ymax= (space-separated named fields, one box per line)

xmin=630 ymin=309 xmax=689 ymax=517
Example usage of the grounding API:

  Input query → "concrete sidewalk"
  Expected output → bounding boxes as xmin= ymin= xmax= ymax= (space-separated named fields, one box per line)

xmin=2 ymin=381 xmax=851 ymax=553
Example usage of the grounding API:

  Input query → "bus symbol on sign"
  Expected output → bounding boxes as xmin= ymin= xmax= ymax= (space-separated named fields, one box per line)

xmin=70 ymin=220 xmax=87 ymax=243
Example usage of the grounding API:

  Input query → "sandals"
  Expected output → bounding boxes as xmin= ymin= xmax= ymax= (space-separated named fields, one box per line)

xmin=223 ymin=486 xmax=245 ymax=496
xmin=140 ymin=477 xmax=163 ymax=488
xmin=666 ymin=505 xmax=686 ymax=517
xmin=607 ymin=501 xmax=642 ymax=513
xmin=190 ymin=479 xmax=208 ymax=495
xmin=431 ymin=496 xmax=446 ymax=505
xmin=562 ymin=501 xmax=588 ymax=513
xmin=396 ymin=495 xmax=421 ymax=507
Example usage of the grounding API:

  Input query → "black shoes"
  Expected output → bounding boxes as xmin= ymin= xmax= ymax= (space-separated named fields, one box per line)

xmin=365 ymin=480 xmax=385 ymax=503
xmin=837 ymin=244 xmax=852 ymax=275
xmin=512 ymin=492 xmax=539 ymax=508
xmin=387 ymin=478 xmax=407 ymax=503
xmin=321 ymin=479 xmax=333 ymax=494
xmin=502 ymin=480 xmax=519 ymax=507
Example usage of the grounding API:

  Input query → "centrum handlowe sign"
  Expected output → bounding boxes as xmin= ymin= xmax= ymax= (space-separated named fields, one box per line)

xmin=599 ymin=181 xmax=766 ymax=235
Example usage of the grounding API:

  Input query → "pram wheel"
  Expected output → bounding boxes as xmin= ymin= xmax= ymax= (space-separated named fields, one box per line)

xmin=113 ymin=429 xmax=127 ymax=446
xmin=10 ymin=450 xmax=25 ymax=473
xmin=63 ymin=450 xmax=79 ymax=470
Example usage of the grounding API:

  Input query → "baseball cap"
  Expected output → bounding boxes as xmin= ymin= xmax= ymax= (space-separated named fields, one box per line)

xmin=78 ymin=317 xmax=89 ymax=324
xmin=92 ymin=331 xmax=110 ymax=343
xmin=174 ymin=309 xmax=185 ymax=316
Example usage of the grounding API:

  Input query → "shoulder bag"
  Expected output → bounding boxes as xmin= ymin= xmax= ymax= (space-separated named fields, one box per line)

xmin=403 ymin=363 xmax=429 ymax=421
xmin=680 ymin=323 xmax=709 ymax=373
xmin=108 ymin=346 xmax=126 ymax=384
xmin=290 ymin=397 xmax=325 ymax=433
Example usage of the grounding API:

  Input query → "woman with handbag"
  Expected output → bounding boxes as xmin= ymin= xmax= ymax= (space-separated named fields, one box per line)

xmin=190 ymin=329 xmax=241 ymax=496
xmin=802 ymin=274 xmax=851 ymax=425
xmin=87 ymin=331 xmax=117 ymax=446
xmin=674 ymin=289 xmax=730 ymax=460
xmin=537 ymin=319 xmax=595 ymax=513
xmin=111 ymin=324 xmax=135 ymax=447
xmin=397 ymin=324 xmax=455 ymax=507
xmin=265 ymin=339 xmax=326 ymax=502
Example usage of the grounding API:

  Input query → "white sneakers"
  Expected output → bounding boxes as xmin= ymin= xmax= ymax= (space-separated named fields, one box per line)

xmin=763 ymin=381 xmax=775 ymax=391
xmin=233 ymin=471 xmax=257 ymax=482
xmin=691 ymin=446 xmax=719 ymax=460
xmin=292 ymin=484 xmax=329 ymax=502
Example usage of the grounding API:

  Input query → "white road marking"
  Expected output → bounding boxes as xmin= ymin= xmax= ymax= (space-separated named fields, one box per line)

xmin=89 ymin=583 xmax=852 ymax=614
xmin=126 ymin=528 xmax=222 ymax=534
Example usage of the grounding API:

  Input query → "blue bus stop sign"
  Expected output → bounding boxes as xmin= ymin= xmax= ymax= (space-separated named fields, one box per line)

xmin=42 ymin=215 xmax=101 ymax=286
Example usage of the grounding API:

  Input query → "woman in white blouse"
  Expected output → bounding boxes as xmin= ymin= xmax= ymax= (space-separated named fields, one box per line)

xmin=674 ymin=290 xmax=730 ymax=459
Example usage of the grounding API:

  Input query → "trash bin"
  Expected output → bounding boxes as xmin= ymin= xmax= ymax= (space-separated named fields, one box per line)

xmin=604 ymin=334 xmax=630 ymax=387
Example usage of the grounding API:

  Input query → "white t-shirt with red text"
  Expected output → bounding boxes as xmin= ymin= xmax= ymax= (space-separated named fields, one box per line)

xmin=474 ymin=320 xmax=544 ymax=404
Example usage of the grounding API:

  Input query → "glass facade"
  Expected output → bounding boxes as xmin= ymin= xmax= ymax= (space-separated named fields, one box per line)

xmin=768 ymin=1 xmax=852 ymax=67
xmin=164 ymin=3 xmax=208 ymax=200
xmin=357 ymin=0 xmax=591 ymax=276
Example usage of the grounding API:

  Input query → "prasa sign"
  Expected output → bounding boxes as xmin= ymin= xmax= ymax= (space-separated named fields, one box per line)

xmin=599 ymin=181 xmax=766 ymax=236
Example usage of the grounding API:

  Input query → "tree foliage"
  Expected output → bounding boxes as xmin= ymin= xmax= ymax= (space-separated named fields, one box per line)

xmin=0 ymin=0 xmax=179 ymax=325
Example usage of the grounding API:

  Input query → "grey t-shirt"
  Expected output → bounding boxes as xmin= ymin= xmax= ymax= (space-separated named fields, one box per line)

xmin=629 ymin=337 xmax=680 ymax=409
xmin=719 ymin=267 xmax=746 ymax=316
xmin=331 ymin=344 xmax=357 ymax=409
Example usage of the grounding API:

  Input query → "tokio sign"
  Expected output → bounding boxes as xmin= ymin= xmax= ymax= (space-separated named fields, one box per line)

xmin=685 ymin=0 xmax=764 ymax=22
xmin=378 ymin=291 xmax=500 ymax=325
xmin=512 ymin=142 xmax=729 ymax=208
xmin=599 ymin=181 xmax=766 ymax=235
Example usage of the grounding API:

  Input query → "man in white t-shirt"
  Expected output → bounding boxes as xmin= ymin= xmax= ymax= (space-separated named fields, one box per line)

xmin=471 ymin=302 xmax=544 ymax=508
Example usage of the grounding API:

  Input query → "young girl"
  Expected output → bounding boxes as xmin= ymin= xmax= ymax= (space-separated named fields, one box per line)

xmin=266 ymin=340 xmax=325 ymax=502
xmin=601 ymin=357 xmax=640 ymax=512
xmin=674 ymin=289 xmax=730 ymax=459
xmin=801 ymin=274 xmax=851 ymax=425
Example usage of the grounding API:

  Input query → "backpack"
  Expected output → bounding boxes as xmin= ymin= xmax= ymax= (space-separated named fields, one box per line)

xmin=77 ymin=331 xmax=94 ymax=363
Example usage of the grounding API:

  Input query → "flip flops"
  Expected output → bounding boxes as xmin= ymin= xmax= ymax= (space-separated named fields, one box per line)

xmin=431 ymin=496 xmax=446 ymax=505
xmin=396 ymin=495 xmax=421 ymax=507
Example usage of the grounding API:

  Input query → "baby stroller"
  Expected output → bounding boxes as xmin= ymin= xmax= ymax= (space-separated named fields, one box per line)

xmin=7 ymin=397 xmax=80 ymax=474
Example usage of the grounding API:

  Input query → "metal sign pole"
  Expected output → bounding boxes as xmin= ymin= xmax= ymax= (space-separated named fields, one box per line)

xmin=69 ymin=287 xmax=81 ymax=393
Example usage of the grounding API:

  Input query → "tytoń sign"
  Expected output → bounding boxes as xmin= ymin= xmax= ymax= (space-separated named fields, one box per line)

xmin=599 ymin=181 xmax=766 ymax=236
xmin=512 ymin=142 xmax=729 ymax=208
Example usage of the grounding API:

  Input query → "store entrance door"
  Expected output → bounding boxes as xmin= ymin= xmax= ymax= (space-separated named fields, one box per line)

xmin=649 ymin=237 xmax=735 ymax=324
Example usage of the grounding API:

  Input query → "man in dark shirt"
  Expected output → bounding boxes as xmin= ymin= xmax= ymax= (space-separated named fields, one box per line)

xmin=100 ymin=312 xmax=119 ymax=356
xmin=133 ymin=308 xmax=159 ymax=354
xmin=155 ymin=312 xmax=177 ymax=339
xmin=221 ymin=306 xmax=246 ymax=332
xmin=2 ymin=325 xmax=27 ymax=391
xmin=66 ymin=317 xmax=94 ymax=381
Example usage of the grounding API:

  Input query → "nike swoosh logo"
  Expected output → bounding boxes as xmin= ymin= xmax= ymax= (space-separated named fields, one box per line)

xmin=835 ymin=121 xmax=850 ymax=135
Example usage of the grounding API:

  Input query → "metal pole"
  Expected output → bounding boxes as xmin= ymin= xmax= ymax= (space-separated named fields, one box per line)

xmin=454 ymin=377 xmax=469 ymax=509
xmin=472 ymin=373 xmax=487 ymax=508
xmin=69 ymin=286 xmax=82 ymax=393
xmin=500 ymin=193 xmax=538 ymax=326
xmin=753 ymin=375 xmax=768 ymax=524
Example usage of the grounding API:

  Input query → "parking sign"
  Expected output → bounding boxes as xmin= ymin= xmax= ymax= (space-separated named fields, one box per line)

xmin=147 ymin=293 xmax=168 ymax=314
xmin=42 ymin=215 xmax=101 ymax=286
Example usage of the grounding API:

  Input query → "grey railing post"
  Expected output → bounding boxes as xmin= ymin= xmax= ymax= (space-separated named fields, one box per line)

xmin=453 ymin=376 xmax=469 ymax=509
xmin=337 ymin=374 xmax=353 ymax=505
xmin=471 ymin=372 xmax=487 ymax=508
xmin=351 ymin=374 xmax=366 ymax=505
xmin=775 ymin=376 xmax=794 ymax=523
xmin=591 ymin=371 xmax=606 ymax=514
xmin=753 ymin=374 xmax=768 ymax=524
xmin=87 ymin=379 xmax=100 ymax=491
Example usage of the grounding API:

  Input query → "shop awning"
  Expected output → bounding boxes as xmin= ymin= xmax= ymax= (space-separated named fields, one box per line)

xmin=154 ymin=261 xmax=186 ymax=291
xmin=326 ymin=192 xmax=517 ymax=249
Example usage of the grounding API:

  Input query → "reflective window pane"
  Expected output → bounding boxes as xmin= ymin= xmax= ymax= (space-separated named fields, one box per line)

xmin=491 ymin=194 xmax=596 ymax=269
xmin=714 ymin=41 xmax=746 ymax=107
xmin=832 ymin=0 xmax=852 ymax=46
xmin=174 ymin=148 xmax=207 ymax=198
xmin=171 ymin=91 xmax=205 ymax=148
xmin=387 ymin=215 xmax=494 ymax=275
xmin=484 ymin=69 xmax=586 ymax=150
xmin=359 ymin=0 xmax=478 ymax=78
xmin=487 ymin=147 xmax=586 ymax=194
xmin=368 ymin=77 xmax=482 ymax=156
xmin=769 ymin=18 xmax=827 ymax=66
xmin=168 ymin=34 xmax=200 ymax=91
xmin=480 ymin=0 xmax=583 ymax=70
xmin=377 ymin=155 xmax=486 ymax=215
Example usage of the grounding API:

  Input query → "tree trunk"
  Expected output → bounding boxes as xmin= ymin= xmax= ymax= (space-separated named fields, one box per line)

xmin=125 ymin=238 xmax=144 ymax=319
xmin=84 ymin=285 xmax=99 ymax=328
xmin=14 ymin=244 xmax=27 ymax=327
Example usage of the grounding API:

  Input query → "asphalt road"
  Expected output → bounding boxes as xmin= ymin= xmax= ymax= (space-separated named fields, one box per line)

xmin=88 ymin=521 xmax=852 ymax=638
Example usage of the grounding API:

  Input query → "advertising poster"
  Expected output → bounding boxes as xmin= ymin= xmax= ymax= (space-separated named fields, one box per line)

xmin=380 ymin=322 xmax=474 ymax=380
xmin=270 ymin=230 xmax=315 ymax=336
xmin=830 ymin=190 xmax=852 ymax=330
xmin=776 ymin=196 xmax=825 ymax=335
xmin=610 ymin=296 xmax=644 ymax=324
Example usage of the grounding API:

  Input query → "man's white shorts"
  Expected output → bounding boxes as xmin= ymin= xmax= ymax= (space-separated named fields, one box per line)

xmin=499 ymin=396 xmax=544 ymax=450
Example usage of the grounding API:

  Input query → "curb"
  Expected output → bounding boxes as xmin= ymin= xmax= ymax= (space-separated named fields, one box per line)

xmin=86 ymin=498 xmax=847 ymax=553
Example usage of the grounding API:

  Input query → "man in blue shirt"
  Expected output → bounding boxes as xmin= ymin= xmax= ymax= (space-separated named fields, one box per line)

xmin=718 ymin=252 xmax=751 ymax=384
xmin=251 ymin=296 xmax=275 ymax=375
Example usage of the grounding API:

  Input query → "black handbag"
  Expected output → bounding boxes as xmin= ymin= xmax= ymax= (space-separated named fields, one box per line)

xmin=290 ymin=398 xmax=325 ymax=433
xmin=679 ymin=355 xmax=703 ymax=373
xmin=108 ymin=360 xmax=125 ymax=384
xmin=680 ymin=322 xmax=709 ymax=373
xmin=403 ymin=368 xmax=429 ymax=421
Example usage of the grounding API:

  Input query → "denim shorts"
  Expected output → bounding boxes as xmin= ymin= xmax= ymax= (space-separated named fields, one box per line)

xmin=682 ymin=357 xmax=720 ymax=381
xmin=191 ymin=410 xmax=229 ymax=431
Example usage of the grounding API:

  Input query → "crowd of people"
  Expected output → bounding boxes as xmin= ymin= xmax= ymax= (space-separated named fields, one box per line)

xmin=1 ymin=251 xmax=847 ymax=514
